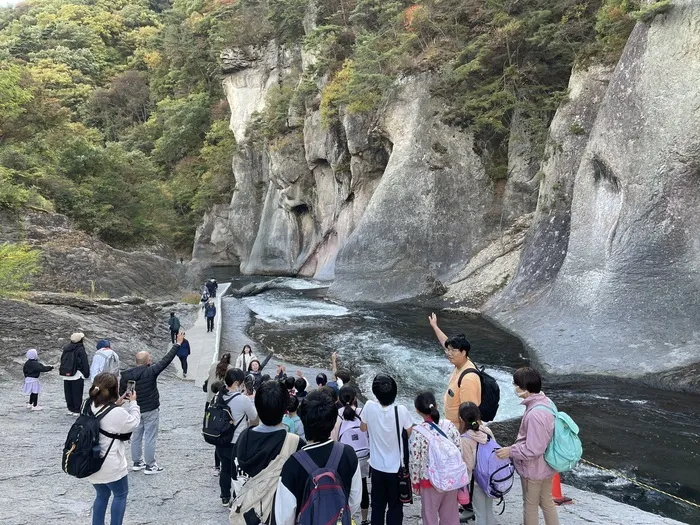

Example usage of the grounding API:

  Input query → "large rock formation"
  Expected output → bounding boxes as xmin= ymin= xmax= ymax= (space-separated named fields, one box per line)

xmin=486 ymin=3 xmax=700 ymax=380
xmin=0 ymin=211 xmax=184 ymax=298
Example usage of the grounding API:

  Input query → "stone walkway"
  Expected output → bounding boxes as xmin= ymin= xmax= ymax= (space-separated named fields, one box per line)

xmin=0 ymin=290 xmax=687 ymax=525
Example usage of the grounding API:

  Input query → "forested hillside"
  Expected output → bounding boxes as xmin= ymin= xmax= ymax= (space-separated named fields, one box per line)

xmin=0 ymin=0 xmax=667 ymax=248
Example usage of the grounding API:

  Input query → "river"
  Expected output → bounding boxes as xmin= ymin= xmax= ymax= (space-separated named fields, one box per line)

xmin=218 ymin=275 xmax=700 ymax=524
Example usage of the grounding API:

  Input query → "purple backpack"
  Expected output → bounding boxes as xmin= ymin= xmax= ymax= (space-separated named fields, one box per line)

xmin=466 ymin=432 xmax=515 ymax=499
xmin=294 ymin=443 xmax=352 ymax=525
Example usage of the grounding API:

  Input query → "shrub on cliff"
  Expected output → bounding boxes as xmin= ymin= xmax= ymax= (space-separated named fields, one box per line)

xmin=0 ymin=243 xmax=41 ymax=296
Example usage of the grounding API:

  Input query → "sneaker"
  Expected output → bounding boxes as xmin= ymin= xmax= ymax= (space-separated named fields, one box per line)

xmin=66 ymin=411 xmax=79 ymax=417
xmin=212 ymin=466 xmax=220 ymax=476
xmin=31 ymin=405 xmax=44 ymax=411
xmin=144 ymin=464 xmax=164 ymax=474
xmin=26 ymin=403 xmax=33 ymax=409
xmin=221 ymin=497 xmax=230 ymax=507
xmin=459 ymin=509 xmax=475 ymax=523
xmin=132 ymin=461 xmax=146 ymax=471
xmin=183 ymin=373 xmax=187 ymax=379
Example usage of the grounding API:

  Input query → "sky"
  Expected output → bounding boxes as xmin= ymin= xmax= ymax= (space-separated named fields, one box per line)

xmin=0 ymin=0 xmax=20 ymax=6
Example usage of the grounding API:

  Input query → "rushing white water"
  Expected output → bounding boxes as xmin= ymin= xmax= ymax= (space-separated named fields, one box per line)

xmin=243 ymin=292 xmax=524 ymax=422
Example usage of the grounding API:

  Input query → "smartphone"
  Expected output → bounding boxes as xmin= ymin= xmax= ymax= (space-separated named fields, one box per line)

xmin=126 ymin=380 xmax=136 ymax=396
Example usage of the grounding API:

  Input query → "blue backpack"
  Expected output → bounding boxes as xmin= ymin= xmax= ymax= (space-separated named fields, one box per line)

xmin=294 ymin=443 xmax=351 ymax=525
xmin=533 ymin=401 xmax=582 ymax=472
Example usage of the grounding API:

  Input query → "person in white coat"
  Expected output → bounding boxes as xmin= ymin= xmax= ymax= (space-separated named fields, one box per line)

xmin=87 ymin=373 xmax=141 ymax=525
xmin=234 ymin=345 xmax=257 ymax=373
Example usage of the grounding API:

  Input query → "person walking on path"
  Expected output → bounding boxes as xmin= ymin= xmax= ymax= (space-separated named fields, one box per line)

xmin=23 ymin=349 xmax=53 ymax=411
xmin=408 ymin=391 xmax=462 ymax=525
xmin=60 ymin=332 xmax=91 ymax=416
xmin=206 ymin=278 xmax=218 ymax=298
xmin=428 ymin=313 xmax=481 ymax=427
xmin=459 ymin=402 xmax=497 ymax=525
xmin=217 ymin=368 xmax=258 ymax=506
xmin=360 ymin=374 xmax=413 ymax=525
xmin=176 ymin=333 xmax=191 ymax=378
xmin=90 ymin=340 xmax=120 ymax=380
xmin=234 ymin=345 xmax=256 ymax=372
xmin=274 ymin=388 xmax=362 ymax=525
xmin=119 ymin=333 xmax=182 ymax=474
xmin=495 ymin=367 xmax=559 ymax=525
xmin=87 ymin=373 xmax=141 ymax=525
xmin=205 ymin=300 xmax=217 ymax=333
xmin=168 ymin=313 xmax=180 ymax=344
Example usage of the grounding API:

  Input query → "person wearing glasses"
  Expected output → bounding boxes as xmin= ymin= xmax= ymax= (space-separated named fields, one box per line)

xmin=428 ymin=313 xmax=481 ymax=428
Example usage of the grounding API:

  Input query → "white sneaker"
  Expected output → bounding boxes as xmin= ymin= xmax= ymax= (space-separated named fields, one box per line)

xmin=144 ymin=464 xmax=164 ymax=475
xmin=32 ymin=406 xmax=44 ymax=411
xmin=26 ymin=404 xmax=33 ymax=409
xmin=132 ymin=461 xmax=146 ymax=471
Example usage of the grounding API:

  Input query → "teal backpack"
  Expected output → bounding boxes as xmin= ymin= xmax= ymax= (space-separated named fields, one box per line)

xmin=533 ymin=401 xmax=582 ymax=472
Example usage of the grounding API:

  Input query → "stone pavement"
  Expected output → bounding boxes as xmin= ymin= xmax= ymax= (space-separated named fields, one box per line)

xmin=0 ymin=292 xmax=688 ymax=525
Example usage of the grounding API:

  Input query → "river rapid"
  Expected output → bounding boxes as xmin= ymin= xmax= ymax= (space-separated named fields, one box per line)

xmin=219 ymin=276 xmax=700 ymax=524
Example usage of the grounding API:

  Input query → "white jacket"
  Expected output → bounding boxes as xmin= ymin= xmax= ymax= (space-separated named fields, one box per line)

xmin=235 ymin=353 xmax=258 ymax=373
xmin=88 ymin=401 xmax=141 ymax=484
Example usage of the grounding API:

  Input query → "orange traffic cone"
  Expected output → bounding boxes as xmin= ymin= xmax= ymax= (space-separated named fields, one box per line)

xmin=552 ymin=473 xmax=573 ymax=505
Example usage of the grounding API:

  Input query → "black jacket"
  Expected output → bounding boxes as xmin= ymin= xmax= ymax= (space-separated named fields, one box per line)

xmin=61 ymin=341 xmax=90 ymax=378
xmin=23 ymin=360 xmax=53 ymax=378
xmin=120 ymin=344 xmax=179 ymax=413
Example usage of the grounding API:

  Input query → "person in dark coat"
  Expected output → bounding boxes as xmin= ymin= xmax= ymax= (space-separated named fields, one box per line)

xmin=204 ymin=300 xmax=217 ymax=332
xmin=176 ymin=335 xmax=191 ymax=378
xmin=119 ymin=333 xmax=181 ymax=474
xmin=205 ymin=278 xmax=218 ymax=298
xmin=23 ymin=348 xmax=53 ymax=410
xmin=168 ymin=313 xmax=180 ymax=344
xmin=59 ymin=332 xmax=91 ymax=416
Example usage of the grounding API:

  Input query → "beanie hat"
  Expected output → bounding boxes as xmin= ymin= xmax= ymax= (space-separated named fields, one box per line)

xmin=96 ymin=339 xmax=111 ymax=350
xmin=70 ymin=332 xmax=85 ymax=343
xmin=26 ymin=349 xmax=38 ymax=360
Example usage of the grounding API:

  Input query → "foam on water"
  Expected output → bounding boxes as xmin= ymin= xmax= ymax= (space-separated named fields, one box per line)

xmin=269 ymin=277 xmax=329 ymax=290
xmin=242 ymin=295 xmax=349 ymax=322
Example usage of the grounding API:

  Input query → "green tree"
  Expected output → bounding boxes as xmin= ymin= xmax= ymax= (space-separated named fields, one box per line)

xmin=0 ymin=242 xmax=42 ymax=296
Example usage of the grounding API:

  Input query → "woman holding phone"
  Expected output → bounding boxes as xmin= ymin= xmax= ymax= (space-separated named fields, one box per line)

xmin=87 ymin=373 xmax=141 ymax=525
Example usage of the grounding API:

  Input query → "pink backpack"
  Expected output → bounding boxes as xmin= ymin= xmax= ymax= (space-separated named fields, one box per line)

xmin=413 ymin=422 xmax=469 ymax=493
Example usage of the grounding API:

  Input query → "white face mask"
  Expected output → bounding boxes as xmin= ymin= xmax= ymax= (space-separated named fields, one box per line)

xmin=514 ymin=386 xmax=528 ymax=398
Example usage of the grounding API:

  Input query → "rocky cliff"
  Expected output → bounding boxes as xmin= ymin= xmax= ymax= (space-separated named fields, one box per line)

xmin=191 ymin=48 xmax=539 ymax=301
xmin=486 ymin=1 xmax=700 ymax=384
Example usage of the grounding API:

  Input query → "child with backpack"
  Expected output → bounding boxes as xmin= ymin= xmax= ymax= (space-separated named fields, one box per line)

xmin=495 ymin=367 xmax=560 ymax=525
xmin=282 ymin=395 xmax=305 ymax=439
xmin=333 ymin=386 xmax=370 ymax=525
xmin=360 ymin=374 xmax=413 ymax=525
xmin=459 ymin=402 xmax=498 ymax=525
xmin=275 ymin=389 xmax=361 ymax=525
xmin=23 ymin=349 xmax=53 ymax=410
xmin=85 ymin=373 xmax=141 ymax=525
xmin=408 ymin=392 xmax=465 ymax=525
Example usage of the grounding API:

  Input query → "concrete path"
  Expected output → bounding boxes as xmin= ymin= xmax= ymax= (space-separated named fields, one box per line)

xmin=0 ymin=292 xmax=688 ymax=525
xmin=172 ymin=282 xmax=230 ymax=385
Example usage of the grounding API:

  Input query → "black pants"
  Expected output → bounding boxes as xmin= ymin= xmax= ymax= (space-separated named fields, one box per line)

xmin=362 ymin=476 xmax=370 ymax=510
xmin=370 ymin=469 xmax=402 ymax=525
xmin=64 ymin=378 xmax=84 ymax=413
xmin=207 ymin=317 xmax=215 ymax=332
xmin=29 ymin=393 xmax=38 ymax=406
xmin=170 ymin=330 xmax=178 ymax=344
xmin=178 ymin=355 xmax=188 ymax=375
xmin=216 ymin=445 xmax=235 ymax=499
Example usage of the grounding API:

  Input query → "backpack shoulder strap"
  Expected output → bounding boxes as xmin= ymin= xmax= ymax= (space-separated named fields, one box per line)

xmin=326 ymin=442 xmax=344 ymax=472
xmin=458 ymin=368 xmax=480 ymax=388
xmin=294 ymin=449 xmax=320 ymax=476
xmin=280 ymin=433 xmax=300 ymax=458
xmin=428 ymin=421 xmax=448 ymax=439
xmin=95 ymin=404 xmax=116 ymax=420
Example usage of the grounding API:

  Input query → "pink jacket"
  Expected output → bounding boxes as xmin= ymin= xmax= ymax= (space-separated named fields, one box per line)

xmin=510 ymin=392 xmax=557 ymax=481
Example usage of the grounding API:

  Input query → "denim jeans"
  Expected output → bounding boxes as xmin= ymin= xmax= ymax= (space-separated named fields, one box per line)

xmin=131 ymin=408 xmax=159 ymax=466
xmin=93 ymin=475 xmax=128 ymax=525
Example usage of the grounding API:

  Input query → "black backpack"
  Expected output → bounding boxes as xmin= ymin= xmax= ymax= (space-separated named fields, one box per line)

xmin=59 ymin=346 xmax=79 ymax=377
xmin=62 ymin=401 xmax=120 ymax=478
xmin=202 ymin=392 xmax=245 ymax=446
xmin=459 ymin=366 xmax=500 ymax=422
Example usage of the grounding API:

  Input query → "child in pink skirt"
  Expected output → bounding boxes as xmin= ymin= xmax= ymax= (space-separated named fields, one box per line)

xmin=23 ymin=349 xmax=53 ymax=411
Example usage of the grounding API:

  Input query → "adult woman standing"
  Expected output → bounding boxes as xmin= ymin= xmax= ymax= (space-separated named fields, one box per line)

xmin=408 ymin=391 xmax=462 ymax=525
xmin=205 ymin=352 xmax=235 ymax=475
xmin=496 ymin=367 xmax=559 ymax=525
xmin=234 ymin=345 xmax=257 ymax=373
xmin=87 ymin=373 xmax=141 ymax=525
